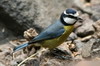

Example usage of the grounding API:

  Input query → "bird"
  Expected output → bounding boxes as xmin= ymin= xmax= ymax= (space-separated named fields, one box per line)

xmin=13 ymin=8 xmax=83 ymax=52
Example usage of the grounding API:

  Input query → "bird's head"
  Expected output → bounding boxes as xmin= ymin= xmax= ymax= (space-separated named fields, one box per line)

xmin=60 ymin=8 xmax=83 ymax=25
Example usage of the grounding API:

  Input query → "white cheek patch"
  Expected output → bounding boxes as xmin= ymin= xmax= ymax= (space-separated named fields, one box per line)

xmin=74 ymin=12 xmax=79 ymax=17
xmin=63 ymin=17 xmax=76 ymax=24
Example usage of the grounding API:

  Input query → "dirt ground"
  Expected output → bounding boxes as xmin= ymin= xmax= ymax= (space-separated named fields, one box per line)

xmin=0 ymin=0 xmax=100 ymax=66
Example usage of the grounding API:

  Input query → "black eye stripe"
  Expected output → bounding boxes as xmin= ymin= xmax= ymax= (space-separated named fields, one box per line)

xmin=63 ymin=14 xmax=78 ymax=20
xmin=66 ymin=12 xmax=76 ymax=14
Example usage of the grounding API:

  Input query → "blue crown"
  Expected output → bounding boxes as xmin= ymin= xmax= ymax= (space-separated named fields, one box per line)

xmin=66 ymin=9 xmax=76 ymax=14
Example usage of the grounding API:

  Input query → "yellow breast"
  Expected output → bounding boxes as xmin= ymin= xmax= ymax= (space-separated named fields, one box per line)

xmin=41 ymin=25 xmax=74 ymax=49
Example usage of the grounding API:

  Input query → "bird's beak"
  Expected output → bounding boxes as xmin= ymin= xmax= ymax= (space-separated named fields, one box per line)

xmin=77 ymin=17 xmax=83 ymax=22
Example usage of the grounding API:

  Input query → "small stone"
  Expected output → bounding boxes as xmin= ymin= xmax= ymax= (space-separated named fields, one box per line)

xmin=93 ymin=20 xmax=100 ymax=38
xmin=81 ymin=39 xmax=96 ymax=58
xmin=80 ymin=35 xmax=92 ymax=42
xmin=26 ymin=59 xmax=40 ymax=66
xmin=74 ymin=54 xmax=83 ymax=60
xmin=11 ymin=60 xmax=18 ymax=66
xmin=0 ymin=49 xmax=2 ymax=52
xmin=91 ymin=4 xmax=100 ymax=21
xmin=0 ymin=62 xmax=5 ymax=66
xmin=69 ymin=44 xmax=76 ymax=50
xmin=42 ymin=59 xmax=62 ymax=66
xmin=24 ymin=28 xmax=38 ymax=40
xmin=75 ymin=60 xmax=100 ymax=66
xmin=75 ymin=14 xmax=95 ymax=37
xmin=74 ymin=40 xmax=85 ymax=54
xmin=91 ymin=0 xmax=100 ymax=5
xmin=58 ymin=42 xmax=73 ymax=56
xmin=91 ymin=39 xmax=100 ymax=58
xmin=67 ymin=32 xmax=78 ymax=41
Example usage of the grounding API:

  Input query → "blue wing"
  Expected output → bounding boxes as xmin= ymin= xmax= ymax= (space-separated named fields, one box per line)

xmin=29 ymin=21 xmax=65 ymax=43
xmin=31 ymin=29 xmax=64 ymax=42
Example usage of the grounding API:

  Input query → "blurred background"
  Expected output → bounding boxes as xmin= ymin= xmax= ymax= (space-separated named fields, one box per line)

xmin=0 ymin=0 xmax=100 ymax=66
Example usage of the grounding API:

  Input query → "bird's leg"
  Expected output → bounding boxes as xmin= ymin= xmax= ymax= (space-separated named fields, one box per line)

xmin=17 ymin=47 xmax=49 ymax=66
xmin=50 ymin=48 xmax=73 ymax=60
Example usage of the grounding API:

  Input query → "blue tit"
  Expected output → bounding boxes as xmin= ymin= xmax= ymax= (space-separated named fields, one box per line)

xmin=13 ymin=8 xmax=83 ymax=51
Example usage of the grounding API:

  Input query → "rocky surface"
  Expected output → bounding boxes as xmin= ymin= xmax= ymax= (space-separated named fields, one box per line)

xmin=0 ymin=0 xmax=100 ymax=66
xmin=0 ymin=0 xmax=73 ymax=35
xmin=75 ymin=14 xmax=95 ymax=37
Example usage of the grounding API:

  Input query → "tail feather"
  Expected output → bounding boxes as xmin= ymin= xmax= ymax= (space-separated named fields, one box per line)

xmin=13 ymin=43 xmax=29 ymax=52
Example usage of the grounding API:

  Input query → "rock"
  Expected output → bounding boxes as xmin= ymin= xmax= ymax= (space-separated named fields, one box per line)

xmin=91 ymin=39 xmax=100 ymax=58
xmin=74 ymin=0 xmax=100 ymax=21
xmin=67 ymin=32 xmax=78 ymax=41
xmin=74 ymin=40 xmax=85 ymax=53
xmin=0 ymin=44 xmax=13 ymax=66
xmin=80 ymin=35 xmax=92 ymax=42
xmin=81 ymin=39 xmax=96 ymax=58
xmin=24 ymin=28 xmax=38 ymax=40
xmin=93 ymin=20 xmax=100 ymax=38
xmin=52 ymin=42 xmax=73 ymax=60
xmin=74 ymin=0 xmax=92 ymax=14
xmin=11 ymin=60 xmax=18 ymax=66
xmin=91 ymin=4 xmax=100 ymax=21
xmin=0 ymin=0 xmax=35 ymax=35
xmin=74 ymin=54 xmax=83 ymax=60
xmin=41 ymin=59 xmax=63 ymax=66
xmin=75 ymin=60 xmax=100 ymax=66
xmin=91 ymin=0 xmax=100 ymax=5
xmin=75 ymin=14 xmax=95 ymax=37
xmin=74 ymin=21 xmax=83 ymax=29
xmin=74 ymin=40 xmax=84 ymax=50
xmin=0 ymin=62 xmax=5 ymax=66
xmin=57 ymin=42 xmax=73 ymax=56
xmin=92 ymin=39 xmax=100 ymax=51
xmin=26 ymin=59 xmax=40 ymax=66
xmin=0 ymin=21 xmax=15 ymax=42
xmin=0 ymin=22 xmax=9 ymax=40
xmin=0 ymin=0 xmax=74 ymax=35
